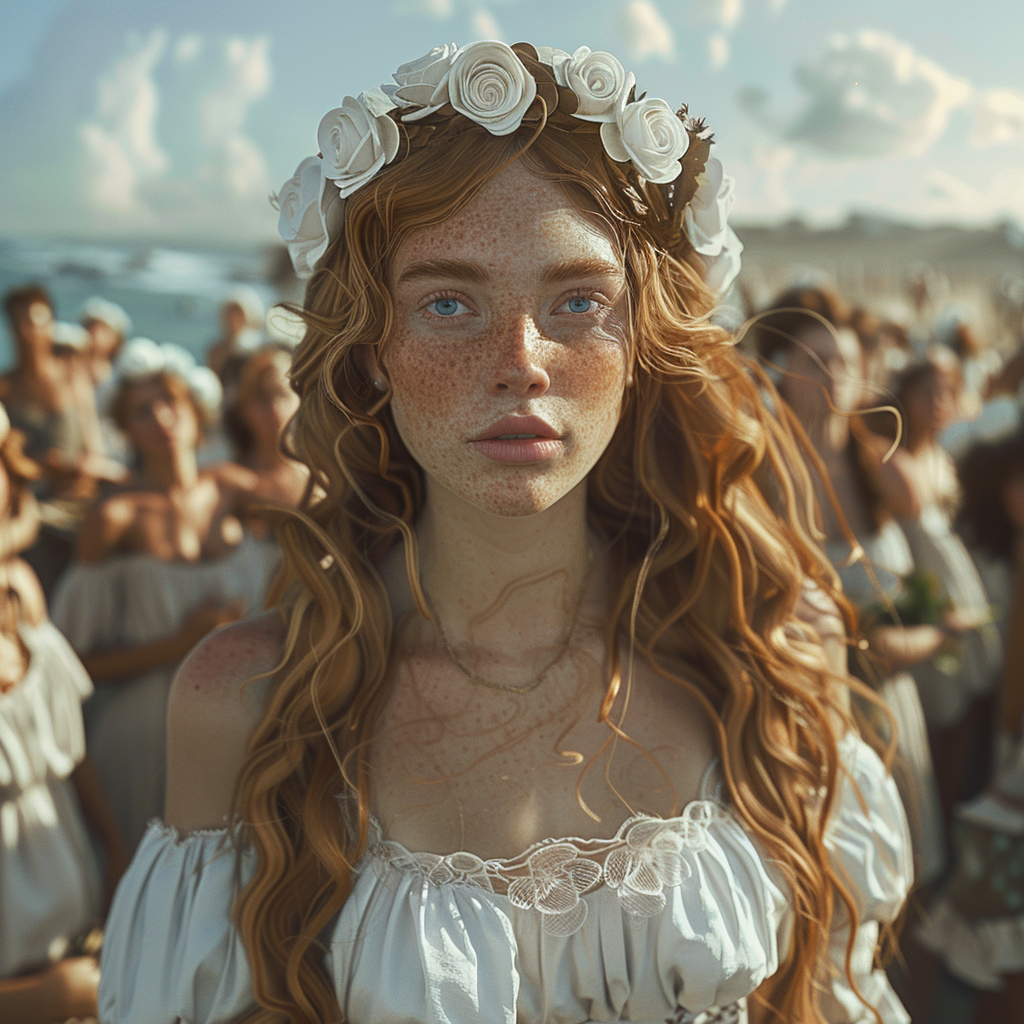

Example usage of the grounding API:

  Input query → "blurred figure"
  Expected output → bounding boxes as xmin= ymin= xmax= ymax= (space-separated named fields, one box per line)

xmin=1 ymin=285 xmax=125 ymax=595
xmin=224 ymin=344 xmax=307 ymax=533
xmin=0 ymin=402 xmax=126 ymax=1023
xmin=888 ymin=359 xmax=1001 ymax=828
xmin=756 ymin=290 xmax=946 ymax=888
xmin=206 ymin=285 xmax=266 ymax=379
xmin=80 ymin=296 xmax=131 ymax=386
xmin=918 ymin=431 xmax=1024 ymax=1023
xmin=50 ymin=340 xmax=275 ymax=851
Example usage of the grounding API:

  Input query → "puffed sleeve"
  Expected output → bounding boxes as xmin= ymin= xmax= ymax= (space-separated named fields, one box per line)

xmin=819 ymin=733 xmax=913 ymax=1024
xmin=99 ymin=821 xmax=257 ymax=1024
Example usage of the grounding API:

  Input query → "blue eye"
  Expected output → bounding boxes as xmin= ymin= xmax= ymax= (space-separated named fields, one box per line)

xmin=431 ymin=298 xmax=462 ymax=317
xmin=567 ymin=296 xmax=593 ymax=313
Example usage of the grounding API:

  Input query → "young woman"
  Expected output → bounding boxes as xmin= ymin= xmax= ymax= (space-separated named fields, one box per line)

xmin=99 ymin=42 xmax=910 ymax=1024
xmin=225 ymin=343 xmax=309 ymax=533
xmin=0 ymin=402 xmax=126 ymax=1022
xmin=50 ymin=341 xmax=276 ymax=852
xmin=755 ymin=289 xmax=945 ymax=889
xmin=918 ymin=430 xmax=1024 ymax=1023
xmin=888 ymin=358 xmax=1000 ymax=826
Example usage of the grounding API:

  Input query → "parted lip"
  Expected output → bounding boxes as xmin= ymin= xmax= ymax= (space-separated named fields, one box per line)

xmin=471 ymin=415 xmax=562 ymax=442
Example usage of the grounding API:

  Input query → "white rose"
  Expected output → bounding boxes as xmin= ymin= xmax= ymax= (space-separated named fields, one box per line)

xmin=564 ymin=46 xmax=633 ymax=123
xmin=273 ymin=156 xmax=340 ymax=279
xmin=600 ymin=96 xmax=689 ymax=184
xmin=536 ymin=46 xmax=572 ymax=86
xmin=275 ymin=156 xmax=323 ymax=243
xmin=386 ymin=43 xmax=459 ymax=120
xmin=683 ymin=157 xmax=744 ymax=294
xmin=447 ymin=40 xmax=537 ymax=137
xmin=317 ymin=93 xmax=401 ymax=199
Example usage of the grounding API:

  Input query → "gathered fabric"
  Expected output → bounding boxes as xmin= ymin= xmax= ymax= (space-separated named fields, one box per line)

xmin=0 ymin=619 xmax=102 ymax=977
xmin=99 ymin=732 xmax=911 ymax=1024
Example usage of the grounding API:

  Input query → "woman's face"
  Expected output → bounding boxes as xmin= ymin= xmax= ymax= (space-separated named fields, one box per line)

xmin=384 ymin=161 xmax=629 ymax=518
xmin=903 ymin=371 xmax=959 ymax=440
xmin=780 ymin=323 xmax=864 ymax=424
xmin=240 ymin=358 xmax=300 ymax=450
xmin=124 ymin=378 xmax=200 ymax=461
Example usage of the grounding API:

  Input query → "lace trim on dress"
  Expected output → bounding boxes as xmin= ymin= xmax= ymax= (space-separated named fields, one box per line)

xmin=369 ymin=799 xmax=722 ymax=936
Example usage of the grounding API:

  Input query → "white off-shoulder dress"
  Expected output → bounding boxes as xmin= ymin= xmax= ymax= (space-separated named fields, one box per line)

xmin=0 ymin=619 xmax=102 ymax=978
xmin=49 ymin=534 xmax=279 ymax=851
xmin=99 ymin=732 xmax=911 ymax=1024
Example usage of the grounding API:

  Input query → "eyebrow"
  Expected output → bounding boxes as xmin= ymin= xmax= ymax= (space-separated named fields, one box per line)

xmin=396 ymin=256 xmax=624 ymax=287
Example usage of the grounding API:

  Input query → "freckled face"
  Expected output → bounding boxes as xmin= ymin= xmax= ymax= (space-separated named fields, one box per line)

xmin=384 ymin=162 xmax=629 ymax=518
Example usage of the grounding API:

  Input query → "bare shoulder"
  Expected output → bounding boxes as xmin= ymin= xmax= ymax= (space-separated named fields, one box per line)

xmin=75 ymin=494 xmax=140 ymax=562
xmin=205 ymin=460 xmax=259 ymax=492
xmin=164 ymin=609 xmax=287 ymax=832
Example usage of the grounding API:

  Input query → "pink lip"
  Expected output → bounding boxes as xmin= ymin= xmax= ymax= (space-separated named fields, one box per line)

xmin=469 ymin=415 xmax=565 ymax=464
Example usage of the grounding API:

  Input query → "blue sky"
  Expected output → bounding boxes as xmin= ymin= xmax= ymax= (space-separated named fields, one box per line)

xmin=1 ymin=0 xmax=1022 ymax=242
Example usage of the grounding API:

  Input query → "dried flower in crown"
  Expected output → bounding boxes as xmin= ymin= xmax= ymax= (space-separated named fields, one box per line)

xmin=272 ymin=41 xmax=743 ymax=292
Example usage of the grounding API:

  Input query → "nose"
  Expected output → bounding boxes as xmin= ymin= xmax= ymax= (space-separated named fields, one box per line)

xmin=489 ymin=314 xmax=550 ymax=398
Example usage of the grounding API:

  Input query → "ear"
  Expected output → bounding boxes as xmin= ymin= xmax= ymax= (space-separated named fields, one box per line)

xmin=354 ymin=344 xmax=390 ymax=392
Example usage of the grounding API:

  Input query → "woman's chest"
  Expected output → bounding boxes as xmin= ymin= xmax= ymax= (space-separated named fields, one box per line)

xmin=368 ymin=644 xmax=716 ymax=860
xmin=124 ymin=486 xmax=243 ymax=560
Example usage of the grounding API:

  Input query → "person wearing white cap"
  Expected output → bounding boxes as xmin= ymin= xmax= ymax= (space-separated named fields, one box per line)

xmin=80 ymin=297 xmax=131 ymax=387
xmin=50 ymin=339 xmax=278 ymax=852
xmin=206 ymin=285 xmax=267 ymax=379
xmin=1 ymin=285 xmax=125 ymax=593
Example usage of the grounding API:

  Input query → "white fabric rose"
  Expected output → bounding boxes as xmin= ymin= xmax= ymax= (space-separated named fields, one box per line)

xmin=600 ymin=96 xmax=689 ymax=184
xmin=273 ymin=156 xmax=341 ymax=279
xmin=564 ymin=46 xmax=634 ymax=123
xmin=386 ymin=43 xmax=459 ymax=120
xmin=317 ymin=92 xmax=400 ymax=199
xmin=535 ymin=46 xmax=572 ymax=86
xmin=684 ymin=157 xmax=744 ymax=294
xmin=446 ymin=41 xmax=537 ymax=136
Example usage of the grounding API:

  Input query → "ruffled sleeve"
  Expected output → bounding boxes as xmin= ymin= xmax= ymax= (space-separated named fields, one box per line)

xmin=819 ymin=733 xmax=913 ymax=1024
xmin=0 ymin=621 xmax=92 ymax=793
xmin=50 ymin=561 xmax=126 ymax=656
xmin=99 ymin=821 xmax=256 ymax=1024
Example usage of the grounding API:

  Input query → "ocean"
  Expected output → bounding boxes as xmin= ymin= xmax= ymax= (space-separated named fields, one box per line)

xmin=0 ymin=237 xmax=295 ymax=368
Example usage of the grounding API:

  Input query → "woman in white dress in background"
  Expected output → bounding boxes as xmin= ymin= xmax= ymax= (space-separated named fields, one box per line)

xmin=100 ymin=42 xmax=910 ymax=1024
xmin=51 ymin=341 xmax=277 ymax=852
xmin=0 ymin=402 xmax=126 ymax=1022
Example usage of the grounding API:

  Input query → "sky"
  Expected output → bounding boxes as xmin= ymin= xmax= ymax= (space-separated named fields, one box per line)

xmin=1 ymin=0 xmax=1022 ymax=244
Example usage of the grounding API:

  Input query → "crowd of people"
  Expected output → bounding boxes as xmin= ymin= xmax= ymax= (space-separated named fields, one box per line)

xmin=0 ymin=283 xmax=307 ymax=1019
xmin=0 ymin=262 xmax=1022 ymax=1022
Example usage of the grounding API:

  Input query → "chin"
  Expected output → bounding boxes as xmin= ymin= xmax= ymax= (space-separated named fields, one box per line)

xmin=452 ymin=473 xmax=577 ymax=519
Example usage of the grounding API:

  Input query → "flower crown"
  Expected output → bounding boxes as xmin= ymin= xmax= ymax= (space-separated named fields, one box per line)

xmin=274 ymin=41 xmax=743 ymax=293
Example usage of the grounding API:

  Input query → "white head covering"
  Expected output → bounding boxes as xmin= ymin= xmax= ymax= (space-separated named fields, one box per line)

xmin=80 ymin=296 xmax=132 ymax=336
xmin=106 ymin=338 xmax=223 ymax=420
xmin=52 ymin=321 xmax=90 ymax=350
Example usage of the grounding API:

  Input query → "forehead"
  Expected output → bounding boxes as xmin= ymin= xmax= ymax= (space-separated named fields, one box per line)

xmin=793 ymin=323 xmax=860 ymax=363
xmin=389 ymin=161 xmax=619 ymax=280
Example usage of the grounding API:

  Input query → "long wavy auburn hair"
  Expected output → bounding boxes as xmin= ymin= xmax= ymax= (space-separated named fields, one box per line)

xmin=234 ymin=108 xmax=889 ymax=1023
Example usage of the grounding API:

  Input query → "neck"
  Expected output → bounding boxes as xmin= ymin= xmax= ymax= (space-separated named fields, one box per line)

xmin=248 ymin=440 xmax=289 ymax=472
xmin=415 ymin=478 xmax=596 ymax=656
xmin=143 ymin=445 xmax=198 ymax=492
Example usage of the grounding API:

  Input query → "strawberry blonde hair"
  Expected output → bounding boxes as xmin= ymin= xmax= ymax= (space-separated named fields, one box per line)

xmin=234 ymin=107 xmax=884 ymax=1023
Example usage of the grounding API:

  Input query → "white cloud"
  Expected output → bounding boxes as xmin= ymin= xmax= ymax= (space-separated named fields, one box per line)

xmin=971 ymin=88 xmax=1024 ymax=147
xmin=397 ymin=0 xmax=454 ymax=16
xmin=702 ymin=0 xmax=742 ymax=31
xmin=174 ymin=34 xmax=203 ymax=63
xmin=620 ymin=0 xmax=675 ymax=62
xmin=708 ymin=32 xmax=729 ymax=70
xmin=743 ymin=30 xmax=973 ymax=158
xmin=470 ymin=8 xmax=503 ymax=40
xmin=195 ymin=37 xmax=272 ymax=203
xmin=927 ymin=168 xmax=980 ymax=206
xmin=77 ymin=29 xmax=168 ymax=214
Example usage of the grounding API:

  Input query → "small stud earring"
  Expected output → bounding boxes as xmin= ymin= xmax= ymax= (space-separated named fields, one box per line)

xmin=625 ymin=373 xmax=634 ymax=386
xmin=373 ymin=378 xmax=386 ymax=391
